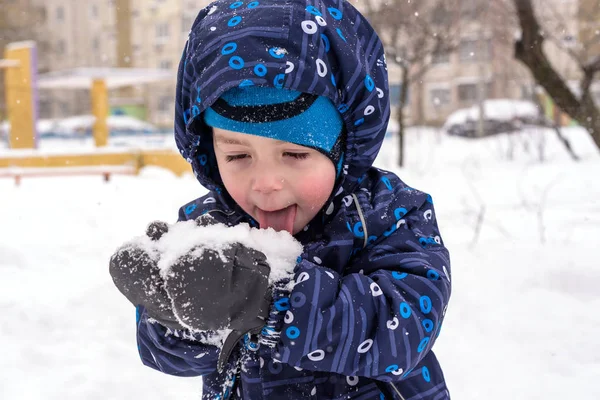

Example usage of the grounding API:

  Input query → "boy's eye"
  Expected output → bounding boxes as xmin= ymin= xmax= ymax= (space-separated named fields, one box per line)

xmin=284 ymin=152 xmax=309 ymax=160
xmin=225 ymin=154 xmax=249 ymax=162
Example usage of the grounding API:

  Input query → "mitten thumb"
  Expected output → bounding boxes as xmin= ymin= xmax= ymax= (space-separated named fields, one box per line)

xmin=146 ymin=221 xmax=169 ymax=240
xmin=217 ymin=289 xmax=272 ymax=373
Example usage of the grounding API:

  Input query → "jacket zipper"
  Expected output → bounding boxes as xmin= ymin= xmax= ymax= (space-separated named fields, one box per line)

xmin=389 ymin=382 xmax=407 ymax=400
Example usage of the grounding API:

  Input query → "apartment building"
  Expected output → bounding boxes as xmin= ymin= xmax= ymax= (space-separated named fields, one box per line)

xmin=128 ymin=0 xmax=211 ymax=126
xmin=22 ymin=0 xmax=196 ymax=125
xmin=411 ymin=6 xmax=530 ymax=126
xmin=409 ymin=0 xmax=595 ymax=125
xmin=31 ymin=0 xmax=117 ymax=118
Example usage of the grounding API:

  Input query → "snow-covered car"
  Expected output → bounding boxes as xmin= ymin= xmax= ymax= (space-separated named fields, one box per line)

xmin=46 ymin=115 xmax=160 ymax=137
xmin=443 ymin=99 xmax=549 ymax=138
xmin=1 ymin=115 xmax=160 ymax=140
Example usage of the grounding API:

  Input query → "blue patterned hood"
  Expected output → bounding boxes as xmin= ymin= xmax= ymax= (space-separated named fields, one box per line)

xmin=174 ymin=0 xmax=390 ymax=197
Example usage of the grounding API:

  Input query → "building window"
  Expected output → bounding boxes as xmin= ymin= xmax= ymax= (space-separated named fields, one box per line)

xmin=59 ymin=101 xmax=70 ymax=116
xmin=156 ymin=23 xmax=170 ymax=42
xmin=460 ymin=0 xmax=479 ymax=18
xmin=486 ymin=81 xmax=494 ymax=98
xmin=389 ymin=83 xmax=410 ymax=107
xmin=431 ymin=6 xmax=450 ymax=25
xmin=90 ymin=4 xmax=98 ymax=18
xmin=57 ymin=39 xmax=66 ymax=55
xmin=458 ymin=83 xmax=478 ymax=103
xmin=182 ymin=13 xmax=195 ymax=34
xmin=457 ymin=82 xmax=493 ymax=103
xmin=432 ymin=50 xmax=450 ymax=64
xmin=459 ymin=40 xmax=476 ymax=62
xmin=37 ymin=7 xmax=47 ymax=23
xmin=158 ymin=95 xmax=172 ymax=113
xmin=56 ymin=6 xmax=64 ymax=21
xmin=159 ymin=60 xmax=172 ymax=70
xmin=92 ymin=37 xmax=100 ymax=51
xmin=430 ymin=88 xmax=451 ymax=107
xmin=459 ymin=39 xmax=491 ymax=62
xmin=39 ymin=99 xmax=52 ymax=119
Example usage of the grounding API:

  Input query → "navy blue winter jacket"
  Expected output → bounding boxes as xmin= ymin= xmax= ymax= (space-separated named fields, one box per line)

xmin=136 ymin=0 xmax=452 ymax=398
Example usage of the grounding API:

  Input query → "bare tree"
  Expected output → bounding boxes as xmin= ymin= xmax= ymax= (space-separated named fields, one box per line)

xmin=513 ymin=0 xmax=600 ymax=150
xmin=361 ymin=0 xmax=462 ymax=166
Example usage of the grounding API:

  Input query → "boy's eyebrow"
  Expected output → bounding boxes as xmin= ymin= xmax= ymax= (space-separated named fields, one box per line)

xmin=214 ymin=136 xmax=249 ymax=146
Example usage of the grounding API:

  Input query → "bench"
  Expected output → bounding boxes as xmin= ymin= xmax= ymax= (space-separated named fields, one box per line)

xmin=0 ymin=164 xmax=138 ymax=186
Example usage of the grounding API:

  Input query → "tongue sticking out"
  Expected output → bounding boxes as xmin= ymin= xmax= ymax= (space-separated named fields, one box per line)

xmin=257 ymin=205 xmax=297 ymax=234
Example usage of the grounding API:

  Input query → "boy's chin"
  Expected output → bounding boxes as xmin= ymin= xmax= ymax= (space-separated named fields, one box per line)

xmin=287 ymin=222 xmax=306 ymax=236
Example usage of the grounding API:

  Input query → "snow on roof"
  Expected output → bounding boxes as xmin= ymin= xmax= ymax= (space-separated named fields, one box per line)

xmin=37 ymin=68 xmax=173 ymax=89
xmin=54 ymin=115 xmax=158 ymax=133
xmin=6 ymin=40 xmax=36 ymax=50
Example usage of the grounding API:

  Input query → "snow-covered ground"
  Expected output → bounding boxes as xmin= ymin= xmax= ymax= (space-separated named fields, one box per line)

xmin=1 ymin=126 xmax=599 ymax=399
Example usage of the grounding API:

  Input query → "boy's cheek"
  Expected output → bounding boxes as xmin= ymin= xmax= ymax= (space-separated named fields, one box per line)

xmin=224 ymin=181 xmax=248 ymax=206
xmin=297 ymin=171 xmax=335 ymax=205
xmin=218 ymin=172 xmax=249 ymax=208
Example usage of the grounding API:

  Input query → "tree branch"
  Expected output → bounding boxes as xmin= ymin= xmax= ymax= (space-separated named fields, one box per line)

xmin=513 ymin=0 xmax=600 ymax=147
xmin=581 ymin=55 xmax=600 ymax=98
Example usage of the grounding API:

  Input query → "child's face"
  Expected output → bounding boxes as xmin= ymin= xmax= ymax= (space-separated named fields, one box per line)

xmin=213 ymin=127 xmax=336 ymax=234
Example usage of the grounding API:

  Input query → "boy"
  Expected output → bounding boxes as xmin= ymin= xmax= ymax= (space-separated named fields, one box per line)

xmin=109 ymin=0 xmax=451 ymax=399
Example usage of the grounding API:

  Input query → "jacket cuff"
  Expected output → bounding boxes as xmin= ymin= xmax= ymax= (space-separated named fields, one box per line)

xmin=259 ymin=283 xmax=292 ymax=348
xmin=147 ymin=317 xmax=227 ymax=347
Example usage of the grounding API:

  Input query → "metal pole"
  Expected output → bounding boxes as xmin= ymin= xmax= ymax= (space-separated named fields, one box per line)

xmin=91 ymin=78 xmax=109 ymax=147
xmin=3 ymin=41 xmax=38 ymax=149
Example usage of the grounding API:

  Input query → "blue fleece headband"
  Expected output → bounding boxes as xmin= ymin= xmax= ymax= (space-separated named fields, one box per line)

xmin=203 ymin=87 xmax=344 ymax=158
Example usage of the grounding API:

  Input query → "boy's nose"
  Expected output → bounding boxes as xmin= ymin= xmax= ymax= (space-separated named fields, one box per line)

xmin=252 ymin=170 xmax=284 ymax=194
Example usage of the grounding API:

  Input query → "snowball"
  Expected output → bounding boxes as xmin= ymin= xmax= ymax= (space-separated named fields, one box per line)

xmin=131 ymin=220 xmax=303 ymax=287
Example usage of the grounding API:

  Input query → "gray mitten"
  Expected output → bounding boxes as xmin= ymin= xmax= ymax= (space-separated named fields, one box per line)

xmin=164 ymin=242 xmax=271 ymax=371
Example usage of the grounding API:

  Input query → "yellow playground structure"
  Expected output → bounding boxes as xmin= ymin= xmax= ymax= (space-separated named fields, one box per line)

xmin=0 ymin=41 xmax=191 ymax=184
